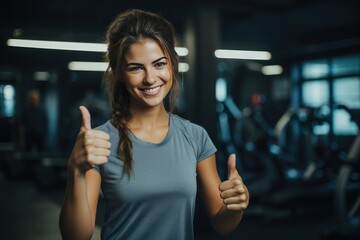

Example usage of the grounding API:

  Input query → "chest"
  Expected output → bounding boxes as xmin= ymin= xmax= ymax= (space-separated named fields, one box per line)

xmin=131 ymin=126 xmax=169 ymax=144
xmin=102 ymin=139 xmax=198 ymax=203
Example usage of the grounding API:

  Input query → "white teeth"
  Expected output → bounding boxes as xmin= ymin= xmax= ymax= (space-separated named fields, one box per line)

xmin=143 ymin=86 xmax=160 ymax=93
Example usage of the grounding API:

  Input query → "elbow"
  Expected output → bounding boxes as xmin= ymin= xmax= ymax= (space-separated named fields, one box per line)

xmin=209 ymin=208 xmax=243 ymax=236
xmin=212 ymin=224 xmax=236 ymax=236
xmin=60 ymin=228 xmax=94 ymax=240
xmin=59 ymin=212 xmax=94 ymax=240
xmin=210 ymin=217 xmax=237 ymax=236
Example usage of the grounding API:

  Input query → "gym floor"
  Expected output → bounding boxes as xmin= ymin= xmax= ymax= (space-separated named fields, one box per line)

xmin=1 ymin=169 xmax=355 ymax=240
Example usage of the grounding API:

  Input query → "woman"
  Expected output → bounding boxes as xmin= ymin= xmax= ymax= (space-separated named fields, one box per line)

xmin=59 ymin=9 xmax=249 ymax=240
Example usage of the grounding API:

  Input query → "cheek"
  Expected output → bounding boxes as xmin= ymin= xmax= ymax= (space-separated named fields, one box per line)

xmin=159 ymin=68 xmax=172 ymax=81
xmin=124 ymin=74 xmax=143 ymax=86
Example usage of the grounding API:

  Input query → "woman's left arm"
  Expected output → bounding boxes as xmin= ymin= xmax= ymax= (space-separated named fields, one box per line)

xmin=197 ymin=153 xmax=250 ymax=235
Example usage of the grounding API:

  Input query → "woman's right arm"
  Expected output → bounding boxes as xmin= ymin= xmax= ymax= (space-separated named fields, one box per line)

xmin=59 ymin=106 xmax=110 ymax=240
xmin=59 ymin=169 xmax=101 ymax=240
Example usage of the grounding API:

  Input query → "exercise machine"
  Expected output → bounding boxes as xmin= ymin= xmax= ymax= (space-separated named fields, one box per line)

xmin=332 ymin=105 xmax=360 ymax=238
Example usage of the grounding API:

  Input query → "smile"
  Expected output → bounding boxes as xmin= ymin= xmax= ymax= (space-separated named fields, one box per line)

xmin=141 ymin=85 xmax=162 ymax=95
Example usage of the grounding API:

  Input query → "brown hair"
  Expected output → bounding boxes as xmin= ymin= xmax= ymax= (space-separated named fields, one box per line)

xmin=103 ymin=9 xmax=179 ymax=175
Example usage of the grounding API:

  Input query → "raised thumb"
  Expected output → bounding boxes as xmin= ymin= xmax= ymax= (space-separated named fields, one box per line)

xmin=227 ymin=153 xmax=237 ymax=179
xmin=79 ymin=106 xmax=92 ymax=130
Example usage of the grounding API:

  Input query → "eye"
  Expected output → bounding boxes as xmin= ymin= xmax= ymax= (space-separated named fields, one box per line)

xmin=154 ymin=62 xmax=167 ymax=68
xmin=127 ymin=66 xmax=142 ymax=72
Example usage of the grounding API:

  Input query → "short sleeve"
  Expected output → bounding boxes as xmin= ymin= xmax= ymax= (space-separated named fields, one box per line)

xmin=92 ymin=165 xmax=101 ymax=174
xmin=191 ymin=124 xmax=217 ymax=162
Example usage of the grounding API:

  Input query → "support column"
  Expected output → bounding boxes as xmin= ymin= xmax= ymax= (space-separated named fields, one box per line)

xmin=184 ymin=7 xmax=220 ymax=141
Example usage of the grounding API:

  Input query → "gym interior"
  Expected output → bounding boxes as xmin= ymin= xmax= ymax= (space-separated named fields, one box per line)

xmin=0 ymin=0 xmax=359 ymax=239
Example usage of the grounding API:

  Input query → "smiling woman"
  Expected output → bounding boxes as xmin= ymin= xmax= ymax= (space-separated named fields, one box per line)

xmin=123 ymin=39 xmax=173 ymax=109
xmin=59 ymin=9 xmax=249 ymax=240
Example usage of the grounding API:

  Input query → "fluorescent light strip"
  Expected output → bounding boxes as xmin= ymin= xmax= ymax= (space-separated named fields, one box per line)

xmin=34 ymin=71 xmax=50 ymax=81
xmin=7 ymin=38 xmax=189 ymax=56
xmin=261 ymin=65 xmax=283 ymax=75
xmin=214 ymin=49 xmax=271 ymax=60
xmin=178 ymin=63 xmax=189 ymax=72
xmin=7 ymin=39 xmax=107 ymax=52
xmin=175 ymin=47 xmax=189 ymax=57
xmin=68 ymin=61 xmax=190 ymax=72
xmin=68 ymin=62 xmax=109 ymax=71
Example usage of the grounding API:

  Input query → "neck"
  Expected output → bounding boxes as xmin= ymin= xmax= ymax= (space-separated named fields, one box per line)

xmin=128 ymin=104 xmax=169 ymax=130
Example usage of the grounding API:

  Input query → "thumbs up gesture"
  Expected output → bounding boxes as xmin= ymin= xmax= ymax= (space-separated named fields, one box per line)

xmin=219 ymin=154 xmax=249 ymax=211
xmin=68 ymin=106 xmax=111 ymax=174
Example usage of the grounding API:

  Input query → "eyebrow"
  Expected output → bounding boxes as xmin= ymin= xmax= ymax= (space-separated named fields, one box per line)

xmin=126 ymin=57 xmax=168 ymax=66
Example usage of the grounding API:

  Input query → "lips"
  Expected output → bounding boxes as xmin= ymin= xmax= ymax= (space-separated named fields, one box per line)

xmin=140 ymin=85 xmax=162 ymax=95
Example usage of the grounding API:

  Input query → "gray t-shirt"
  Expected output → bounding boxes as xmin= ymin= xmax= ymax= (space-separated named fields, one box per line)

xmin=93 ymin=114 xmax=217 ymax=240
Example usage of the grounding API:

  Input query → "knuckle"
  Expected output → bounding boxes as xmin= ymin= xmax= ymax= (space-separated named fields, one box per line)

xmin=220 ymin=192 xmax=225 ymax=199
xmin=84 ymin=138 xmax=93 ymax=146
xmin=84 ymin=130 xmax=89 ymax=138
xmin=98 ymin=157 xmax=108 ymax=165
xmin=234 ymin=186 xmax=243 ymax=194
xmin=240 ymin=194 xmax=246 ymax=201
xmin=86 ymin=152 xmax=92 ymax=160
xmin=84 ymin=130 xmax=93 ymax=138
xmin=86 ymin=146 xmax=94 ymax=154
xmin=105 ymin=133 xmax=110 ymax=139
xmin=233 ymin=185 xmax=240 ymax=191
xmin=105 ymin=149 xmax=111 ymax=156
xmin=233 ymin=179 xmax=242 ymax=186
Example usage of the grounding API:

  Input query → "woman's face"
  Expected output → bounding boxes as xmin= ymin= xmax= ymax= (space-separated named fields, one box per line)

xmin=122 ymin=38 xmax=173 ymax=110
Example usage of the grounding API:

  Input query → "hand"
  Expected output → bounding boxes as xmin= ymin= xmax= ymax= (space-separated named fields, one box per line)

xmin=68 ymin=106 xmax=111 ymax=174
xmin=219 ymin=154 xmax=249 ymax=211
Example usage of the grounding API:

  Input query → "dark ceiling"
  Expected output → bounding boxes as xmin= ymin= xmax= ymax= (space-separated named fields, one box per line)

xmin=0 ymin=0 xmax=359 ymax=69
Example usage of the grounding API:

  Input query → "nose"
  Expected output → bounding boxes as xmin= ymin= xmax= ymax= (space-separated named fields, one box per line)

xmin=143 ymin=68 xmax=156 ymax=85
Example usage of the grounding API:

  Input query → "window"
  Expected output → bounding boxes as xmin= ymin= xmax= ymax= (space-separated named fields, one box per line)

xmin=297 ymin=54 xmax=360 ymax=136
xmin=302 ymin=80 xmax=329 ymax=108
xmin=333 ymin=108 xmax=358 ymax=135
xmin=332 ymin=54 xmax=360 ymax=76
xmin=302 ymin=59 xmax=329 ymax=79
xmin=333 ymin=77 xmax=360 ymax=108
xmin=0 ymin=84 xmax=16 ymax=117
xmin=333 ymin=77 xmax=360 ymax=135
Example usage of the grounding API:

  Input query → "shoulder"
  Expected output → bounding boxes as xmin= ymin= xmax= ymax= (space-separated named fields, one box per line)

xmin=94 ymin=121 xmax=109 ymax=131
xmin=94 ymin=120 xmax=118 ymax=136
xmin=172 ymin=114 xmax=203 ymax=129
xmin=171 ymin=114 xmax=209 ymax=137
xmin=171 ymin=113 xmax=217 ymax=161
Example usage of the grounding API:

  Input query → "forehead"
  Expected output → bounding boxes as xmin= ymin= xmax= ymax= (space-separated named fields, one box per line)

xmin=125 ymin=38 xmax=165 ymax=62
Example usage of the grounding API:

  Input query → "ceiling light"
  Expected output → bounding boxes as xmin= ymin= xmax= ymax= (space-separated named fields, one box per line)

xmin=261 ymin=65 xmax=283 ymax=75
xmin=175 ymin=47 xmax=189 ymax=56
xmin=7 ymin=39 xmax=107 ymax=52
xmin=178 ymin=63 xmax=189 ymax=72
xmin=7 ymin=38 xmax=189 ymax=56
xmin=34 ymin=71 xmax=50 ymax=81
xmin=68 ymin=61 xmax=190 ymax=72
xmin=214 ymin=49 xmax=271 ymax=60
xmin=68 ymin=62 xmax=109 ymax=71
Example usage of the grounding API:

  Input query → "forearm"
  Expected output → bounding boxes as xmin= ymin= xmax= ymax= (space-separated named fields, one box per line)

xmin=59 ymin=169 xmax=94 ymax=240
xmin=211 ymin=205 xmax=243 ymax=235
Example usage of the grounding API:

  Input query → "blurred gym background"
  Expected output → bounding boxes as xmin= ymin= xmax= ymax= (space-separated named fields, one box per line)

xmin=0 ymin=0 xmax=359 ymax=239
